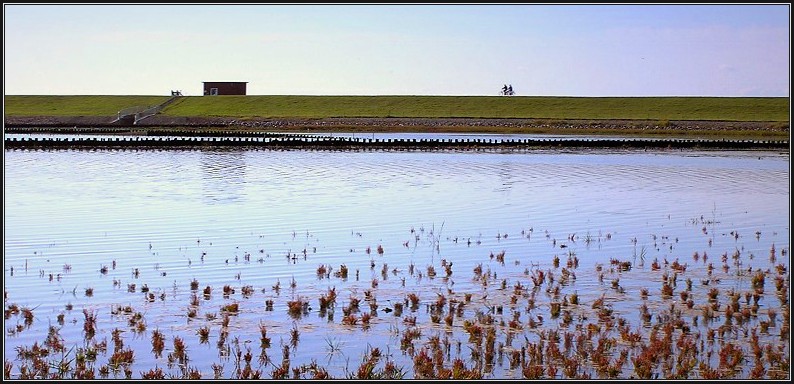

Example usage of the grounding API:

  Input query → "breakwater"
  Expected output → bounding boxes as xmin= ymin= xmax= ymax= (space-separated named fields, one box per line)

xmin=4 ymin=135 xmax=789 ymax=150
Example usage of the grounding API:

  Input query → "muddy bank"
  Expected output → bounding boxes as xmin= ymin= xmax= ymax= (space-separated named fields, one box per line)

xmin=4 ymin=115 xmax=787 ymax=131
xmin=4 ymin=115 xmax=789 ymax=140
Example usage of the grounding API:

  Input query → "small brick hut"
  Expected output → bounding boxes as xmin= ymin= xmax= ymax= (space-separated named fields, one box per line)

xmin=203 ymin=82 xmax=247 ymax=96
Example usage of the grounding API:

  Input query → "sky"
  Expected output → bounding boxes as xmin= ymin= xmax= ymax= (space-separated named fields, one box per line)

xmin=2 ymin=3 xmax=791 ymax=97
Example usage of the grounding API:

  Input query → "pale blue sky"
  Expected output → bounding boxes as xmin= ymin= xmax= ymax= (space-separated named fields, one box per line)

xmin=3 ymin=3 xmax=790 ymax=96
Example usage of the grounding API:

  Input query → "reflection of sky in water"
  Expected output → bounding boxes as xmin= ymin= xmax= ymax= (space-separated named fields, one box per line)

xmin=3 ymin=148 xmax=789 ymax=378
xmin=200 ymin=149 xmax=247 ymax=204
xmin=5 ymin=148 xmax=788 ymax=246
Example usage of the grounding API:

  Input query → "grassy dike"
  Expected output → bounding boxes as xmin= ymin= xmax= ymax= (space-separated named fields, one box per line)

xmin=4 ymin=95 xmax=173 ymax=116
xmin=4 ymin=95 xmax=790 ymax=139
xmin=4 ymin=95 xmax=789 ymax=121
xmin=165 ymin=95 xmax=791 ymax=121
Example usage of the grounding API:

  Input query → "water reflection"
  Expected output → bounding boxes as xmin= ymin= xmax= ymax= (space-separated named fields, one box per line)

xmin=495 ymin=160 xmax=517 ymax=194
xmin=199 ymin=148 xmax=247 ymax=204
xmin=3 ymin=147 xmax=789 ymax=379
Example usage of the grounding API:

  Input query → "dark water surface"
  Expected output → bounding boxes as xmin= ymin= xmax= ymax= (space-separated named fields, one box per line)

xmin=3 ymin=146 xmax=790 ymax=379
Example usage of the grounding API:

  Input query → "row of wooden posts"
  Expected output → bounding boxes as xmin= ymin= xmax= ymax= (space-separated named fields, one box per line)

xmin=5 ymin=136 xmax=789 ymax=150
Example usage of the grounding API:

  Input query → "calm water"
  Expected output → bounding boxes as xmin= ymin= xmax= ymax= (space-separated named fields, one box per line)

xmin=3 ymin=145 xmax=790 ymax=379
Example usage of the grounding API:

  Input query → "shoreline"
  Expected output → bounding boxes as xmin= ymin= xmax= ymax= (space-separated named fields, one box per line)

xmin=4 ymin=116 xmax=790 ymax=141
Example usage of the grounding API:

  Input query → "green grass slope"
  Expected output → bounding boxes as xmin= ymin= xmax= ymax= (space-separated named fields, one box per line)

xmin=161 ymin=96 xmax=789 ymax=121
xmin=4 ymin=96 xmax=171 ymax=116
xmin=4 ymin=95 xmax=789 ymax=122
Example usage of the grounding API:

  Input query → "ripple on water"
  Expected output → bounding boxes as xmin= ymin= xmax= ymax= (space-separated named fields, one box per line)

xmin=3 ymin=147 xmax=789 ymax=379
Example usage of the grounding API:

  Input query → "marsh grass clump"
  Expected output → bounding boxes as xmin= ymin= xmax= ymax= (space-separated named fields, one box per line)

xmin=241 ymin=285 xmax=255 ymax=298
xmin=389 ymin=302 xmax=404 ymax=317
xmin=368 ymin=295 xmax=379 ymax=313
xmin=651 ymin=258 xmax=661 ymax=271
xmin=751 ymin=270 xmax=766 ymax=293
xmin=530 ymin=269 xmax=545 ymax=287
xmin=223 ymin=285 xmax=236 ymax=298
xmin=140 ymin=367 xmax=166 ymax=379
xmin=168 ymin=336 xmax=187 ymax=366
xmin=661 ymin=282 xmax=674 ymax=298
xmin=334 ymin=264 xmax=349 ymax=279
xmin=567 ymin=252 xmax=580 ymax=269
xmin=399 ymin=326 xmax=422 ymax=352
xmin=197 ymin=326 xmax=211 ymax=344
xmin=108 ymin=347 xmax=135 ymax=375
xmin=569 ymin=292 xmax=579 ymax=305
xmin=318 ymin=287 xmax=337 ymax=312
xmin=345 ymin=296 xmax=361 ymax=314
xmin=259 ymin=324 xmax=271 ymax=350
xmin=412 ymin=346 xmax=482 ymax=379
xmin=550 ymin=302 xmax=561 ymax=318
xmin=342 ymin=313 xmax=358 ymax=325
xmin=134 ymin=319 xmax=147 ymax=334
xmin=670 ymin=259 xmax=686 ymax=273
xmin=405 ymin=293 xmax=421 ymax=311
xmin=83 ymin=309 xmax=97 ymax=339
xmin=290 ymin=323 xmax=301 ymax=347
xmin=494 ymin=250 xmax=506 ymax=265
xmin=150 ymin=329 xmax=165 ymax=358
xmin=287 ymin=297 xmax=309 ymax=318
xmin=5 ymin=303 xmax=20 ymax=320
xmin=610 ymin=258 xmax=632 ymax=272
xmin=4 ymin=220 xmax=790 ymax=380
xmin=473 ymin=263 xmax=483 ymax=279
xmin=316 ymin=264 xmax=328 ymax=278
xmin=221 ymin=302 xmax=239 ymax=314
xmin=639 ymin=304 xmax=652 ymax=323
xmin=360 ymin=312 xmax=372 ymax=328
xmin=20 ymin=307 xmax=34 ymax=327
